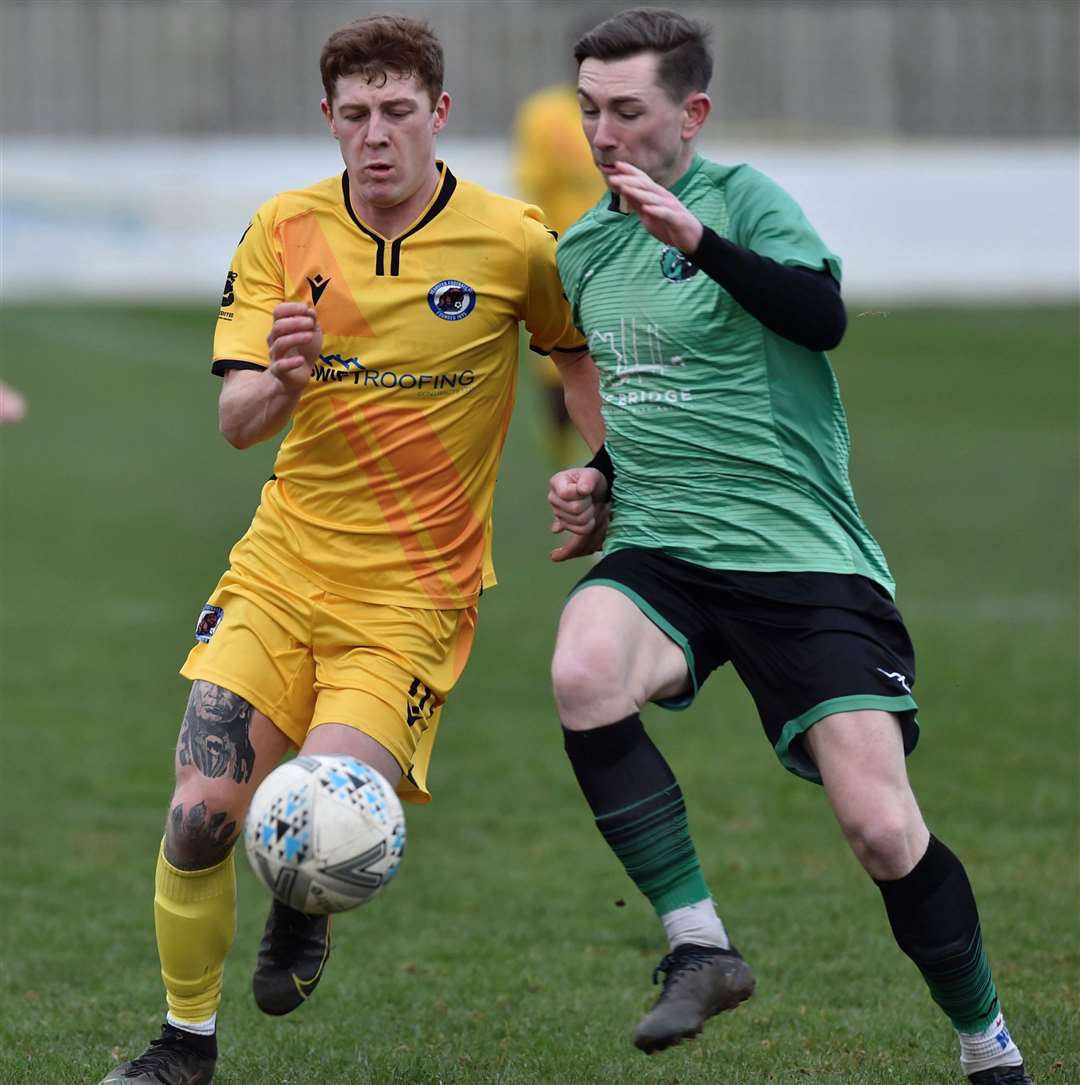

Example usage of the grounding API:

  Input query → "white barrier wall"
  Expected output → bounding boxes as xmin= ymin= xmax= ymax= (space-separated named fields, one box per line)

xmin=2 ymin=137 xmax=1076 ymax=302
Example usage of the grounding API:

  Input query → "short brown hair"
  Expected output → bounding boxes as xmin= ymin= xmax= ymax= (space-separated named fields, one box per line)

xmin=574 ymin=8 xmax=713 ymax=103
xmin=320 ymin=14 xmax=444 ymax=108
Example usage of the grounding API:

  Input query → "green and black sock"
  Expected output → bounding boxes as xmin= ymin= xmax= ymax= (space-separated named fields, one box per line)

xmin=876 ymin=835 xmax=1000 ymax=1033
xmin=563 ymin=714 xmax=711 ymax=915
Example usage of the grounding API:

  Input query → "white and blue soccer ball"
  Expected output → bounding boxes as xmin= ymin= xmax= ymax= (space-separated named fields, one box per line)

xmin=244 ymin=754 xmax=405 ymax=915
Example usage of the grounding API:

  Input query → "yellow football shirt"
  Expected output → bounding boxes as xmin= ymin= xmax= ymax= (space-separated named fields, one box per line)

xmin=213 ymin=162 xmax=585 ymax=610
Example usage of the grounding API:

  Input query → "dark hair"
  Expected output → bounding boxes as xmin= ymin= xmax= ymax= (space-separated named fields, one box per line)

xmin=320 ymin=14 xmax=444 ymax=108
xmin=573 ymin=8 xmax=713 ymax=102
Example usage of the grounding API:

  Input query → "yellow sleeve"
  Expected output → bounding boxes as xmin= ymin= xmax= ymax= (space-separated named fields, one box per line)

xmin=211 ymin=199 xmax=284 ymax=374
xmin=520 ymin=206 xmax=587 ymax=356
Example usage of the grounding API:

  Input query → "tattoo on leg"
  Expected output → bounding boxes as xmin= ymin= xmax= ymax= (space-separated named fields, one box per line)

xmin=167 ymin=801 xmax=238 ymax=869
xmin=178 ymin=681 xmax=257 ymax=783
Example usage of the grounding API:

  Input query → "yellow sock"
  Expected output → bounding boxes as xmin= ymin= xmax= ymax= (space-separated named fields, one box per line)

xmin=154 ymin=840 xmax=236 ymax=1028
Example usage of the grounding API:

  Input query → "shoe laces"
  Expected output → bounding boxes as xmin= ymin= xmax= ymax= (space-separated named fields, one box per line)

xmin=652 ymin=945 xmax=724 ymax=990
xmin=122 ymin=1025 xmax=203 ymax=1076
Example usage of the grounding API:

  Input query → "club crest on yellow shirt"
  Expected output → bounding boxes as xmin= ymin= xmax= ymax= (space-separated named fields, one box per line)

xmin=427 ymin=279 xmax=477 ymax=321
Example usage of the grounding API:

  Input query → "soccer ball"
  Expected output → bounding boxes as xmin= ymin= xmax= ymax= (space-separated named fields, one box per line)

xmin=244 ymin=754 xmax=405 ymax=915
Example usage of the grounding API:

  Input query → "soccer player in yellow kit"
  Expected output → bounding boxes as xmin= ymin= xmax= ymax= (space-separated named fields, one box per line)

xmin=100 ymin=15 xmax=597 ymax=1085
xmin=513 ymin=83 xmax=606 ymax=468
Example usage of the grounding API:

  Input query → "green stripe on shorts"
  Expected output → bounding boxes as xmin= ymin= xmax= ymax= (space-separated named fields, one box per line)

xmin=775 ymin=693 xmax=919 ymax=783
xmin=567 ymin=577 xmax=698 ymax=709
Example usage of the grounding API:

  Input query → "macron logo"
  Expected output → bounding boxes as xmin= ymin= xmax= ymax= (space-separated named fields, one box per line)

xmin=307 ymin=274 xmax=331 ymax=306
xmin=876 ymin=668 xmax=911 ymax=694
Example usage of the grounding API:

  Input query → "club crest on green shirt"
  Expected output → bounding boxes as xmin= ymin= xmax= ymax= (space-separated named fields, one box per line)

xmin=659 ymin=246 xmax=699 ymax=282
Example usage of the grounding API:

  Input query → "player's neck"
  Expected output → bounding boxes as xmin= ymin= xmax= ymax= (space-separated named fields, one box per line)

xmin=347 ymin=163 xmax=441 ymax=240
xmin=661 ymin=146 xmax=698 ymax=191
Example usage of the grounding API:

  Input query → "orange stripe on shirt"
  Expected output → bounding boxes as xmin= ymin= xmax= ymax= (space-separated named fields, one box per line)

xmin=357 ymin=401 xmax=486 ymax=602
xmin=279 ymin=214 xmax=375 ymax=338
xmin=329 ymin=398 xmax=460 ymax=609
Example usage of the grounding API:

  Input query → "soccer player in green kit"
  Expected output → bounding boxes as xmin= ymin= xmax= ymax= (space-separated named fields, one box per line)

xmin=547 ymin=10 xmax=1034 ymax=1084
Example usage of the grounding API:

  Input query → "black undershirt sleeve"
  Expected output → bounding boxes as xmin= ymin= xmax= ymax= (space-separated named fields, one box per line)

xmin=689 ymin=226 xmax=847 ymax=352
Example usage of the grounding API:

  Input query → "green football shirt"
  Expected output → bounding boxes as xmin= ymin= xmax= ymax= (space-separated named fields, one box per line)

xmin=557 ymin=154 xmax=894 ymax=593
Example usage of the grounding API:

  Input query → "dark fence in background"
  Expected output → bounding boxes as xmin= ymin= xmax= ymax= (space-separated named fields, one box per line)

xmin=2 ymin=0 xmax=1077 ymax=138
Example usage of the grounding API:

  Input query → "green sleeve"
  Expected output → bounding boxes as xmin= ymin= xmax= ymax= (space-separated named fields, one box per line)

xmin=725 ymin=166 xmax=842 ymax=282
xmin=556 ymin=227 xmax=586 ymax=331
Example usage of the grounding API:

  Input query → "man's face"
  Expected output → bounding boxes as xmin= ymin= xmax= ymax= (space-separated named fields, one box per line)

xmin=577 ymin=52 xmax=692 ymax=190
xmin=322 ymin=72 xmax=450 ymax=210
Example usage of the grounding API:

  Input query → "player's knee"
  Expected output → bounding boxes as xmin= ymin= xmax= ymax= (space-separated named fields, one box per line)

xmin=551 ymin=635 xmax=629 ymax=728
xmin=164 ymin=781 xmax=245 ymax=870
xmin=842 ymin=810 xmax=923 ymax=881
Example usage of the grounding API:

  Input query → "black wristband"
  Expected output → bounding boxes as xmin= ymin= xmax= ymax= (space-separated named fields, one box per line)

xmin=585 ymin=444 xmax=615 ymax=499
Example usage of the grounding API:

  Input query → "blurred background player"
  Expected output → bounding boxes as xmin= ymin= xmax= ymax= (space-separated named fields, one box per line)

xmin=547 ymin=10 xmax=1034 ymax=1084
xmin=0 ymin=381 xmax=27 ymax=424
xmin=512 ymin=20 xmax=606 ymax=468
xmin=99 ymin=14 xmax=595 ymax=1085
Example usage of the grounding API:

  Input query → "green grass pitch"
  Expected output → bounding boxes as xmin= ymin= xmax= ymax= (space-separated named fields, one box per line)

xmin=0 ymin=303 xmax=1076 ymax=1084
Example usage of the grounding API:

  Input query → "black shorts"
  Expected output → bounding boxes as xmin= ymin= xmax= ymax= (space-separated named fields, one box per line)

xmin=571 ymin=548 xmax=919 ymax=783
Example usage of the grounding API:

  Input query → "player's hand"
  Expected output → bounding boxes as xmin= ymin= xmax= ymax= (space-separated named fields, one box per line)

xmin=608 ymin=162 xmax=704 ymax=254
xmin=267 ymin=302 xmax=323 ymax=392
xmin=549 ymin=467 xmax=610 ymax=562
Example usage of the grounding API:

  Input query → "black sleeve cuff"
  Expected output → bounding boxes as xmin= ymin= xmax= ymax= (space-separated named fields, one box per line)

xmin=531 ymin=341 xmax=589 ymax=357
xmin=212 ymin=359 xmax=267 ymax=378
xmin=585 ymin=443 xmax=615 ymax=499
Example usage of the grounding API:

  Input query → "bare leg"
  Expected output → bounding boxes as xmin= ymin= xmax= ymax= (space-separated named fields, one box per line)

xmin=167 ymin=680 xmax=292 ymax=869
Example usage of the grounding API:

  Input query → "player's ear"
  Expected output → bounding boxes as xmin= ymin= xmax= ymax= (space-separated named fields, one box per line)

xmin=321 ymin=98 xmax=338 ymax=139
xmin=432 ymin=92 xmax=452 ymax=134
xmin=681 ymin=92 xmax=711 ymax=141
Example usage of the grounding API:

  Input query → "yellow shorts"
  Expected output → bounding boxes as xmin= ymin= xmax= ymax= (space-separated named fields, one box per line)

xmin=180 ymin=554 xmax=477 ymax=804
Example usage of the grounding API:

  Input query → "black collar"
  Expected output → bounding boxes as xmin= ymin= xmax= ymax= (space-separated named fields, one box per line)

xmin=342 ymin=162 xmax=458 ymax=276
